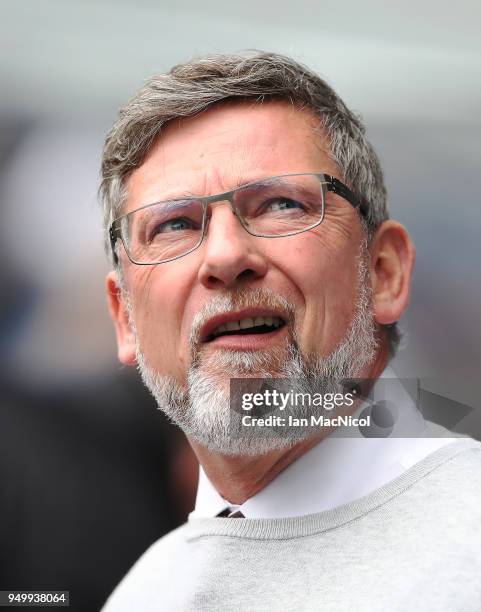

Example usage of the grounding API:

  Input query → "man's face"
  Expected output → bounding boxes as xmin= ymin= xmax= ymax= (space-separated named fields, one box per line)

xmin=117 ymin=101 xmax=366 ymax=388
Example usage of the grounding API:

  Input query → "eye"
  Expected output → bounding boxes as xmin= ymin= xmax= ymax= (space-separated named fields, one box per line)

xmin=264 ymin=198 xmax=305 ymax=213
xmin=149 ymin=216 xmax=199 ymax=240
xmin=162 ymin=218 xmax=192 ymax=232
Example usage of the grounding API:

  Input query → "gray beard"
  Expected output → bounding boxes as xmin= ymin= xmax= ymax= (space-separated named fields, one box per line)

xmin=134 ymin=244 xmax=378 ymax=456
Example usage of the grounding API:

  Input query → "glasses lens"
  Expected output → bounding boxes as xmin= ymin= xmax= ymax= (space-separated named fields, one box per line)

xmin=233 ymin=174 xmax=325 ymax=236
xmin=124 ymin=199 xmax=204 ymax=263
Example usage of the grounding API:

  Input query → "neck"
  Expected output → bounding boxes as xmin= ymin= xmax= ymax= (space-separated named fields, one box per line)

xmin=190 ymin=343 xmax=389 ymax=505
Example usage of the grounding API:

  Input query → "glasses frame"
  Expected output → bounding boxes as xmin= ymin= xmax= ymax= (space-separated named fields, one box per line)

xmin=109 ymin=172 xmax=368 ymax=266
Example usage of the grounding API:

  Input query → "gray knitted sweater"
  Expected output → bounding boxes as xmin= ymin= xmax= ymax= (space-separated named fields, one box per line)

xmin=103 ymin=439 xmax=481 ymax=612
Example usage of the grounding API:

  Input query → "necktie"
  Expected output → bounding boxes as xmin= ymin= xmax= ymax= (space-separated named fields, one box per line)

xmin=217 ymin=507 xmax=245 ymax=518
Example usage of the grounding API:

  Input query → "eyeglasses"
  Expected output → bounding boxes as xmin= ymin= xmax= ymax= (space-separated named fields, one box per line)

xmin=109 ymin=172 xmax=367 ymax=265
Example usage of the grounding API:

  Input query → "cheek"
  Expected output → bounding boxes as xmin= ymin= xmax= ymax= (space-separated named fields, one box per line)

xmin=277 ymin=233 xmax=359 ymax=301
xmin=272 ymin=234 xmax=362 ymax=351
xmin=127 ymin=266 xmax=187 ymax=376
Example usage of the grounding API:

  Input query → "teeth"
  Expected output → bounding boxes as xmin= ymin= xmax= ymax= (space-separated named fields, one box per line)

xmin=212 ymin=315 xmax=284 ymax=337
xmin=240 ymin=317 xmax=255 ymax=329
xmin=226 ymin=321 xmax=240 ymax=331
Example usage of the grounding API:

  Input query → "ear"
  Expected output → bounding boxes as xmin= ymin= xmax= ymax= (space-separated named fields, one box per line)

xmin=369 ymin=221 xmax=416 ymax=325
xmin=106 ymin=270 xmax=137 ymax=366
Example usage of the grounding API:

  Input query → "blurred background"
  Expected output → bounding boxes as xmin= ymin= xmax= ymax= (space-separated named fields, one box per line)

xmin=0 ymin=1 xmax=480 ymax=610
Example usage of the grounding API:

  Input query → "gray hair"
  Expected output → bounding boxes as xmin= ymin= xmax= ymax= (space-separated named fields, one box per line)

xmin=100 ymin=50 xmax=400 ymax=355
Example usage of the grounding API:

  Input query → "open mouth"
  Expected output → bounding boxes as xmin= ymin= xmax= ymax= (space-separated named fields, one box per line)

xmin=207 ymin=315 xmax=286 ymax=342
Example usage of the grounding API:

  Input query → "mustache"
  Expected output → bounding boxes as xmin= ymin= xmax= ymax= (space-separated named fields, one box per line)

xmin=189 ymin=287 xmax=296 ymax=354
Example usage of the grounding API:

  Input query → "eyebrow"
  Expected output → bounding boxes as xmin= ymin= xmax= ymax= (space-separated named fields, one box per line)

xmin=147 ymin=198 xmax=199 ymax=214
xmin=137 ymin=175 xmax=293 ymax=209
xmin=139 ymin=191 xmax=198 ymax=206
xmin=238 ymin=176 xmax=291 ymax=191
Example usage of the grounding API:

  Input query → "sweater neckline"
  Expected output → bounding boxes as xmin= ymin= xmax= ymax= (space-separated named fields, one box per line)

xmin=185 ymin=438 xmax=479 ymax=541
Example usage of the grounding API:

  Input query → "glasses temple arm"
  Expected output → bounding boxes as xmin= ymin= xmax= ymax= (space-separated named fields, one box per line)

xmin=109 ymin=225 xmax=120 ymax=265
xmin=325 ymin=175 xmax=369 ymax=218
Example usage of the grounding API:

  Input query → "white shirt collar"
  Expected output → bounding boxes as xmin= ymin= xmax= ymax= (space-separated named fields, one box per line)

xmin=190 ymin=366 xmax=455 ymax=519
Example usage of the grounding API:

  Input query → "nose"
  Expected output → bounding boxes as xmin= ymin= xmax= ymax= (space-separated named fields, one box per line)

xmin=197 ymin=202 xmax=268 ymax=289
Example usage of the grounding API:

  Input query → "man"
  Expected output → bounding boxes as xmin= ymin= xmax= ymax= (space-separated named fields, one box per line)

xmin=101 ymin=52 xmax=481 ymax=610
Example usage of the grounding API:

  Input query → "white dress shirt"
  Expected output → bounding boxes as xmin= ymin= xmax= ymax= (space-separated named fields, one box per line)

xmin=190 ymin=366 xmax=456 ymax=519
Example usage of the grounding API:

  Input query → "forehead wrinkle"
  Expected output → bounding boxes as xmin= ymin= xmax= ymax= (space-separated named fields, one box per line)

xmin=127 ymin=102 xmax=339 ymax=213
xmin=134 ymin=167 xmax=331 ymax=209
xmin=149 ymin=170 xmax=283 ymax=203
